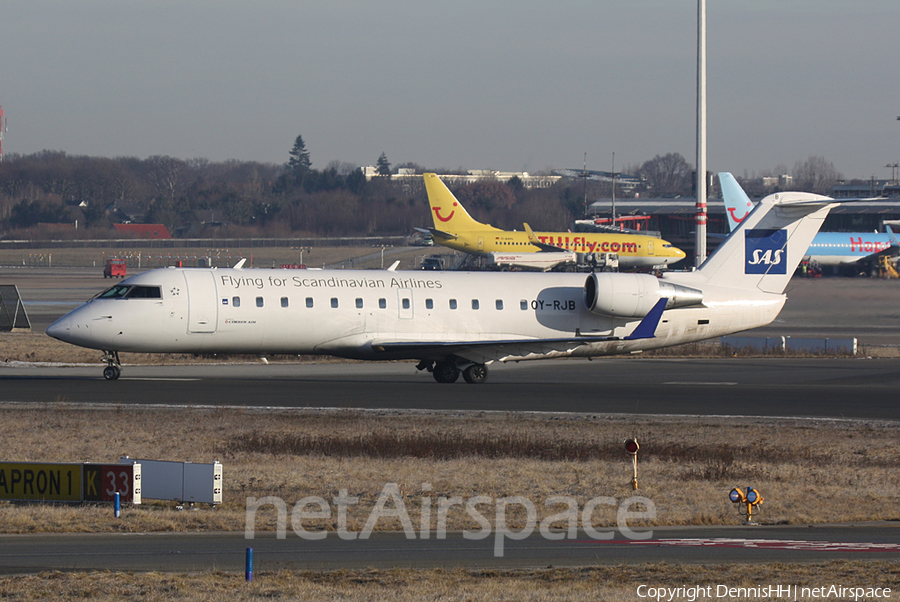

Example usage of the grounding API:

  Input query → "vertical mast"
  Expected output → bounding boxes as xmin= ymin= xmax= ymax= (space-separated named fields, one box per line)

xmin=0 ymin=102 xmax=6 ymax=162
xmin=695 ymin=0 xmax=708 ymax=266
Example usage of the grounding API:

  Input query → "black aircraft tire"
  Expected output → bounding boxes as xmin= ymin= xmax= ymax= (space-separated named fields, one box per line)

xmin=463 ymin=364 xmax=488 ymax=384
xmin=103 ymin=365 xmax=121 ymax=381
xmin=433 ymin=362 xmax=460 ymax=384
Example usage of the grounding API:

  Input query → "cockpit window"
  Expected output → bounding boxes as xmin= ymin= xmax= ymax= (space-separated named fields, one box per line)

xmin=97 ymin=285 xmax=162 ymax=299
xmin=127 ymin=286 xmax=162 ymax=298
xmin=98 ymin=285 xmax=131 ymax=299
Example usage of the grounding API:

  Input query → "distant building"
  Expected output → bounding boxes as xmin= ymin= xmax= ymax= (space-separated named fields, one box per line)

xmin=761 ymin=174 xmax=792 ymax=189
xmin=832 ymin=179 xmax=897 ymax=198
xmin=361 ymin=167 xmax=560 ymax=189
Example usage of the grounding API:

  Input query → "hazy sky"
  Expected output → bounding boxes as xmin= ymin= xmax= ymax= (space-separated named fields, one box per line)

xmin=2 ymin=1 xmax=898 ymax=180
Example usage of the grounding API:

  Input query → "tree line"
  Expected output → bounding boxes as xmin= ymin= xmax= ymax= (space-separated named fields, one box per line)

xmin=0 ymin=134 xmax=844 ymax=241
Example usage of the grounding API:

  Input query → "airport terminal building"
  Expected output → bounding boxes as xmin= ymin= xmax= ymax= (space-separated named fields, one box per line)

xmin=585 ymin=195 xmax=900 ymax=259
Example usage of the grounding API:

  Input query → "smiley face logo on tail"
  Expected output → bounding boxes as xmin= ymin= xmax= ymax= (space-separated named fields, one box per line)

xmin=433 ymin=202 xmax=457 ymax=222
xmin=727 ymin=200 xmax=753 ymax=224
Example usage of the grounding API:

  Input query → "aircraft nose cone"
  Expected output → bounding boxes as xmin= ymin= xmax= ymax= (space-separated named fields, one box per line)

xmin=46 ymin=318 xmax=70 ymax=341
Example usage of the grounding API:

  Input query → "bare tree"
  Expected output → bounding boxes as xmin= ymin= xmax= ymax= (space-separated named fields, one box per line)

xmin=792 ymin=156 xmax=842 ymax=194
xmin=144 ymin=155 xmax=185 ymax=201
xmin=638 ymin=153 xmax=693 ymax=197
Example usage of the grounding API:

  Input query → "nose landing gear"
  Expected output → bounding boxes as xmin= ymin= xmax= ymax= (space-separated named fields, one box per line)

xmin=101 ymin=351 xmax=122 ymax=380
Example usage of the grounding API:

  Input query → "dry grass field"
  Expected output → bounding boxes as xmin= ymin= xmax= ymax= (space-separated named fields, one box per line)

xmin=1 ymin=406 xmax=898 ymax=534
xmin=1 ymin=561 xmax=897 ymax=601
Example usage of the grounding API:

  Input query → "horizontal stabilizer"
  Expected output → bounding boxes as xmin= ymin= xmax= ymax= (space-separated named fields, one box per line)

xmin=624 ymin=297 xmax=667 ymax=340
xmin=523 ymin=222 xmax=564 ymax=252
xmin=427 ymin=227 xmax=458 ymax=241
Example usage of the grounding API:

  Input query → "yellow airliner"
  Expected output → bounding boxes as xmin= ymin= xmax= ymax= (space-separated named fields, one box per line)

xmin=423 ymin=173 xmax=686 ymax=269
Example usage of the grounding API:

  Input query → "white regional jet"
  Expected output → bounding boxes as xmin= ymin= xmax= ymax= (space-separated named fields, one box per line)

xmin=48 ymin=188 xmax=837 ymax=384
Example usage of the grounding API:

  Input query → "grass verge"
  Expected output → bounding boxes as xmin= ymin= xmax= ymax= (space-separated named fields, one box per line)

xmin=0 ymin=562 xmax=896 ymax=601
xmin=0 ymin=406 xmax=898 ymax=534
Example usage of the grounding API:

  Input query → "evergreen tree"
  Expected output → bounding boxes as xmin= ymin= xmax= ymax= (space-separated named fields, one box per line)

xmin=287 ymin=134 xmax=312 ymax=182
xmin=375 ymin=152 xmax=391 ymax=176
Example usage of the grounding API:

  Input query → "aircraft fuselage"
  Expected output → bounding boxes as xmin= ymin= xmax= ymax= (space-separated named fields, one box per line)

xmin=47 ymin=267 xmax=783 ymax=361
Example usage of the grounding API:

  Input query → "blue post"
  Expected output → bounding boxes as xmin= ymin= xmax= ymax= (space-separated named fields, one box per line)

xmin=245 ymin=547 xmax=253 ymax=582
xmin=114 ymin=492 xmax=121 ymax=518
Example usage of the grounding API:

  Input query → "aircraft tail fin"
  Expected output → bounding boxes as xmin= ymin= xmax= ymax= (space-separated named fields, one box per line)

xmin=688 ymin=189 xmax=836 ymax=295
xmin=720 ymin=172 xmax=755 ymax=232
xmin=423 ymin=173 xmax=495 ymax=232
xmin=887 ymin=225 xmax=898 ymax=245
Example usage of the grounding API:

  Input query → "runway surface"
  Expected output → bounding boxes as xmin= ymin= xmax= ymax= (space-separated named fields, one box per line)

xmin=2 ymin=358 xmax=899 ymax=419
xmin=2 ymin=524 xmax=899 ymax=574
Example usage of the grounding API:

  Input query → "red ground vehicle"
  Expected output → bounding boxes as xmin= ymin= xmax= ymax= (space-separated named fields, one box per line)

xmin=103 ymin=258 xmax=127 ymax=278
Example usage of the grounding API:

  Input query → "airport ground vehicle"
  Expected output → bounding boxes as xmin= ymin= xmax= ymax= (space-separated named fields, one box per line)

xmin=103 ymin=258 xmax=127 ymax=278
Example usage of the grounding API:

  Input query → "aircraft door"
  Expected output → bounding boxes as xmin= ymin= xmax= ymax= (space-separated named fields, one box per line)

xmin=477 ymin=237 xmax=484 ymax=252
xmin=397 ymin=288 xmax=413 ymax=320
xmin=647 ymin=240 xmax=654 ymax=255
xmin=183 ymin=271 xmax=218 ymax=333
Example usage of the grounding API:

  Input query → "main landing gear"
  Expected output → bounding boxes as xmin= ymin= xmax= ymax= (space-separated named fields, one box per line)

xmin=101 ymin=350 xmax=122 ymax=380
xmin=416 ymin=359 xmax=489 ymax=384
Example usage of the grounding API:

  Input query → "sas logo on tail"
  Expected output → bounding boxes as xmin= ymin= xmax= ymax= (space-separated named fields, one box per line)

xmin=745 ymin=229 xmax=787 ymax=275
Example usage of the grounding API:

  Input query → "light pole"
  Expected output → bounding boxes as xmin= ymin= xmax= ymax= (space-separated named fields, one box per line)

xmin=695 ymin=0 xmax=708 ymax=267
xmin=886 ymin=163 xmax=899 ymax=184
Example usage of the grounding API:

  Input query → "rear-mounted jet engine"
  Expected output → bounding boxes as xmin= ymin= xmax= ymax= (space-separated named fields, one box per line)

xmin=583 ymin=272 xmax=704 ymax=318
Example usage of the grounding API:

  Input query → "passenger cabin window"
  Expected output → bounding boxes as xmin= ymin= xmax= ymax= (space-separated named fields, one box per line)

xmin=331 ymin=298 xmax=339 ymax=308
xmin=281 ymin=297 xmax=289 ymax=308
xmin=471 ymin=299 xmax=480 ymax=310
xmin=97 ymin=285 xmax=161 ymax=299
xmin=256 ymin=297 xmax=264 ymax=308
xmin=233 ymin=296 xmax=241 ymax=308
xmin=306 ymin=297 xmax=314 ymax=308
xmin=520 ymin=300 xmax=528 ymax=310
xmin=495 ymin=300 xmax=503 ymax=310
xmin=356 ymin=298 xmax=363 ymax=309
xmin=449 ymin=299 xmax=457 ymax=310
xmin=425 ymin=299 xmax=433 ymax=310
xmin=379 ymin=298 xmax=386 ymax=309
xmin=402 ymin=298 xmax=410 ymax=310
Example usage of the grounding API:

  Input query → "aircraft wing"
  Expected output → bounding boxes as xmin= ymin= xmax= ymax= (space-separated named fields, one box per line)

xmin=859 ymin=244 xmax=900 ymax=262
xmin=372 ymin=298 xmax=667 ymax=363
xmin=523 ymin=223 xmax=567 ymax=252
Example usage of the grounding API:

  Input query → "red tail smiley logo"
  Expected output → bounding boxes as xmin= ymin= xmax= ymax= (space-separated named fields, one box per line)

xmin=727 ymin=202 xmax=753 ymax=224
xmin=433 ymin=202 xmax=457 ymax=222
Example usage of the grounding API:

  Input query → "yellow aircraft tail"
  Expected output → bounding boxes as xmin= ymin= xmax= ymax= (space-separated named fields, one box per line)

xmin=423 ymin=173 xmax=496 ymax=232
